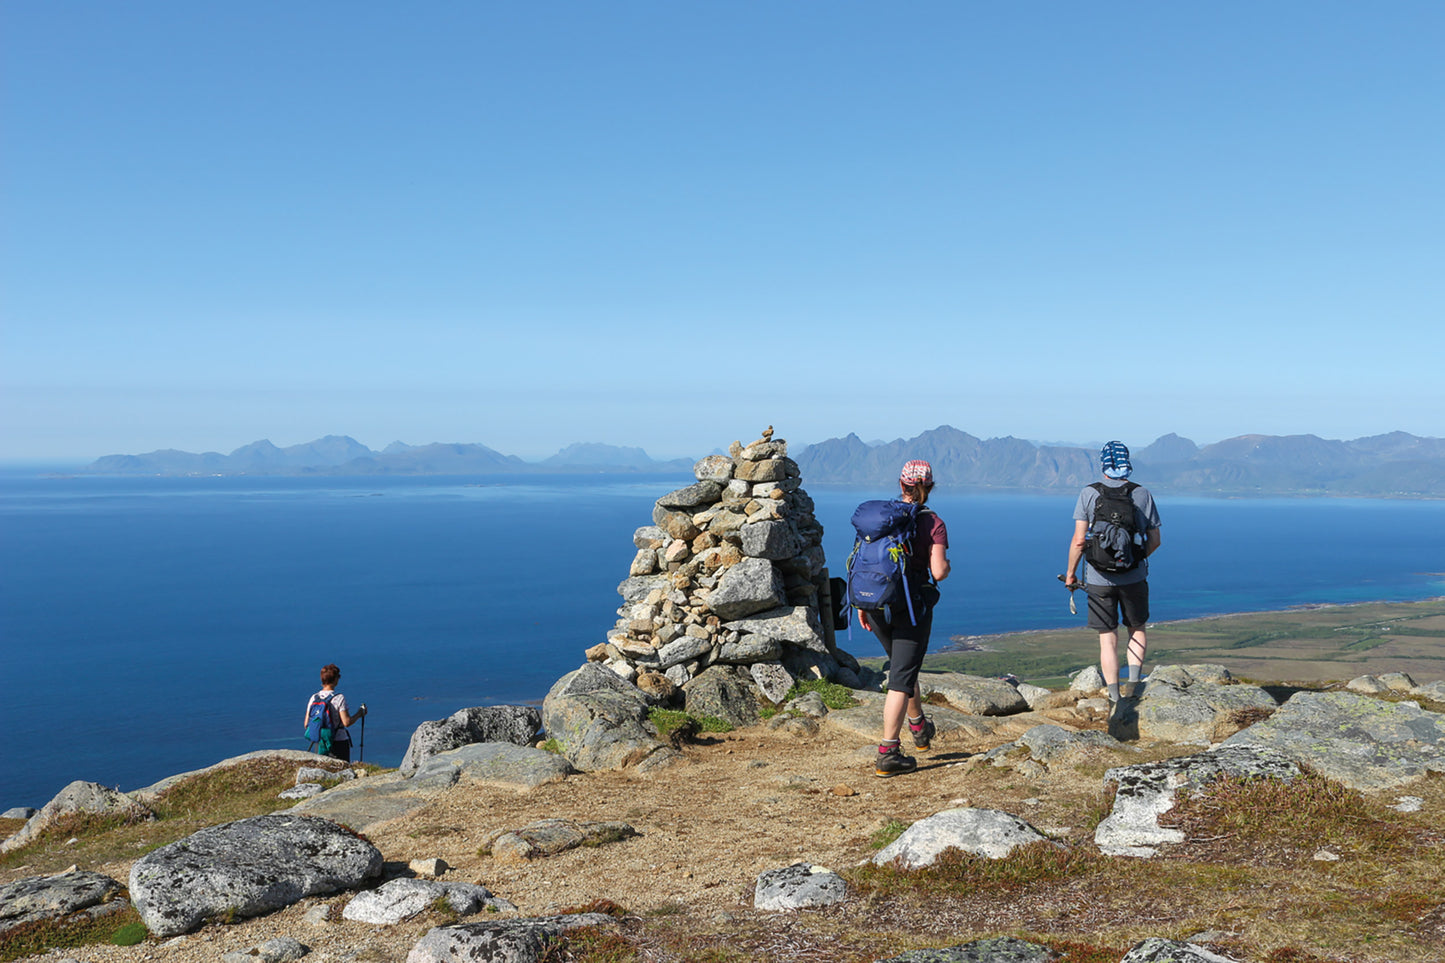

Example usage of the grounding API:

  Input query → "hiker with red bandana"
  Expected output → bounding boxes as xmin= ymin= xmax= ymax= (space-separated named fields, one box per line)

xmin=859 ymin=459 xmax=951 ymax=777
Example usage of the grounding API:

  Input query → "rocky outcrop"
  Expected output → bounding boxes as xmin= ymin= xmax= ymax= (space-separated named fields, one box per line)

xmin=872 ymin=808 xmax=1056 ymax=869
xmin=753 ymin=862 xmax=847 ymax=911
xmin=1130 ymin=665 xmax=1279 ymax=745
xmin=129 ymin=813 xmax=383 ymax=936
xmin=542 ymin=663 xmax=680 ymax=771
xmin=1 ymin=780 xmax=155 ymax=854
xmin=405 ymin=913 xmax=619 ymax=963
xmin=1222 ymin=689 xmax=1445 ymax=789
xmin=343 ymin=878 xmax=516 ymax=924
xmin=479 ymin=817 xmax=638 ymax=862
xmin=919 ymin=672 xmax=1030 ymax=716
xmin=0 ymin=869 xmax=127 ymax=936
xmin=399 ymin=705 xmax=543 ymax=776
xmin=1095 ymin=744 xmax=1301 ymax=857
xmin=409 ymin=742 xmax=575 ymax=792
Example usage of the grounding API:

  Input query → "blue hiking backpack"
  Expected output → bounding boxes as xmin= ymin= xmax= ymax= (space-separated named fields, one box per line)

xmin=303 ymin=693 xmax=337 ymax=755
xmin=846 ymin=499 xmax=920 ymax=626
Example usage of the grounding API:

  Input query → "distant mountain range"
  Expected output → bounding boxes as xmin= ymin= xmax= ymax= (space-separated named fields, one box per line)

xmin=86 ymin=428 xmax=1445 ymax=496
xmin=792 ymin=427 xmax=1445 ymax=496
xmin=87 ymin=436 xmax=693 ymax=477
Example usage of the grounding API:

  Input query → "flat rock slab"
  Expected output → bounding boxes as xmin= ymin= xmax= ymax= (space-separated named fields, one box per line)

xmin=129 ymin=813 xmax=383 ymax=936
xmin=1133 ymin=670 xmax=1279 ymax=746
xmin=753 ymin=862 xmax=847 ymax=911
xmin=1223 ymin=690 xmax=1445 ymax=790
xmin=406 ymin=912 xmax=618 ymax=963
xmin=1095 ymin=744 xmax=1300 ymax=857
xmin=1016 ymin=724 xmax=1131 ymax=765
xmin=482 ymin=818 xmax=637 ymax=862
xmin=873 ymin=808 xmax=1054 ymax=869
xmin=412 ymin=743 xmax=576 ymax=792
xmin=400 ymin=705 xmax=544 ymax=776
xmin=344 ymin=878 xmax=516 ymax=924
xmin=875 ymin=936 xmax=1060 ymax=962
xmin=291 ymin=770 xmax=436 ymax=832
xmin=918 ymin=672 xmax=1029 ymax=716
xmin=0 ymin=870 xmax=124 ymax=935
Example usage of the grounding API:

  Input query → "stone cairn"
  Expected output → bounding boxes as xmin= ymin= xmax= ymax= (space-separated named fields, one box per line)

xmin=583 ymin=429 xmax=873 ymax=709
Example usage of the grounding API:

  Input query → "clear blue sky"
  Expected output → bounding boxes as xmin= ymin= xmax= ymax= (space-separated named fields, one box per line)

xmin=3 ymin=2 xmax=1441 ymax=463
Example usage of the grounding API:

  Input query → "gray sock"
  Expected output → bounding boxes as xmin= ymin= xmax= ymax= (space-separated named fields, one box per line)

xmin=1107 ymin=682 xmax=1120 ymax=702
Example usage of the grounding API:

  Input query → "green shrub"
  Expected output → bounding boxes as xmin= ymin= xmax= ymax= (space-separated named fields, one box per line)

xmin=782 ymin=678 xmax=858 ymax=710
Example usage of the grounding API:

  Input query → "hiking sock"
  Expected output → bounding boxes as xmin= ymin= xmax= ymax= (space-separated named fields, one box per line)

xmin=1107 ymin=682 xmax=1121 ymax=702
xmin=907 ymin=715 xmax=927 ymax=733
xmin=879 ymin=739 xmax=901 ymax=754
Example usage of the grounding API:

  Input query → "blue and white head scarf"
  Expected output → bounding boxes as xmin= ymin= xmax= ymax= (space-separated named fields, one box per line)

xmin=1100 ymin=440 xmax=1132 ymax=479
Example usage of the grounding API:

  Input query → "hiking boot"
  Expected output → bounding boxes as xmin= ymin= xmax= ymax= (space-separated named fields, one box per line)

xmin=874 ymin=747 xmax=918 ymax=778
xmin=910 ymin=717 xmax=936 ymax=751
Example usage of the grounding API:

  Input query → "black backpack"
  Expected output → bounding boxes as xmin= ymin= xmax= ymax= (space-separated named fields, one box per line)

xmin=1084 ymin=482 xmax=1144 ymax=573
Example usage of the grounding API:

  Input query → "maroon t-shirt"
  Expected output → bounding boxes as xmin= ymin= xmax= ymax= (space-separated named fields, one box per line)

xmin=908 ymin=509 xmax=948 ymax=580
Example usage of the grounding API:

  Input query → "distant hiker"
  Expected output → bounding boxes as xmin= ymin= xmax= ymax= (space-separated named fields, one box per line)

xmin=854 ymin=459 xmax=951 ymax=777
xmin=1064 ymin=441 xmax=1162 ymax=702
xmin=303 ymin=663 xmax=367 ymax=762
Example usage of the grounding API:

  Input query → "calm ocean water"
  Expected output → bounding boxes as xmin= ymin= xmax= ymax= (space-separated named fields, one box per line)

xmin=2 ymin=471 xmax=1443 ymax=808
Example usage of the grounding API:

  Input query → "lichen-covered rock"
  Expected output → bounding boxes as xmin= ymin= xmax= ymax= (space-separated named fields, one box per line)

xmin=1121 ymin=938 xmax=1245 ymax=962
xmin=683 ymin=665 xmax=762 ymax=728
xmin=129 ymin=813 xmax=383 ymax=936
xmin=0 ymin=870 xmax=125 ymax=936
xmin=1095 ymin=744 xmax=1300 ymax=857
xmin=221 ymin=936 xmax=309 ymax=963
xmin=406 ymin=913 xmax=618 ymax=963
xmin=1223 ymin=690 xmax=1445 ymax=789
xmin=343 ymin=878 xmax=515 ymax=924
xmin=753 ymin=862 xmax=846 ymax=911
xmin=872 ymin=808 xmax=1055 ymax=869
xmin=919 ymin=673 xmax=1029 ymax=716
xmin=400 ymin=706 xmax=543 ymax=776
xmin=1132 ymin=667 xmax=1279 ymax=745
xmin=541 ymin=664 xmax=667 ymax=771
xmin=723 ymin=605 xmax=825 ymax=652
xmin=410 ymin=743 xmax=575 ymax=792
xmin=705 ymin=557 xmax=786 ymax=620
xmin=740 ymin=519 xmax=802 ymax=560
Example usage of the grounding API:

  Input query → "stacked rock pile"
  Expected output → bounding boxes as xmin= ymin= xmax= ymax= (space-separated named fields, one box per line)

xmin=584 ymin=430 xmax=871 ymax=706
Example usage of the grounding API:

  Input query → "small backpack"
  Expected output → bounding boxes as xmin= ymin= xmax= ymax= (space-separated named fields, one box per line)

xmin=846 ymin=499 xmax=921 ymax=625
xmin=1084 ymin=482 xmax=1144 ymax=573
xmin=303 ymin=693 xmax=337 ymax=755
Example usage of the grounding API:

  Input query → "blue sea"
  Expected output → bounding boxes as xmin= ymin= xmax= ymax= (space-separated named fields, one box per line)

xmin=2 ymin=471 xmax=1443 ymax=809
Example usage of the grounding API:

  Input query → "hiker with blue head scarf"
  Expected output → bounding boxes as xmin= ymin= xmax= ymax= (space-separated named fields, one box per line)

xmin=1064 ymin=442 xmax=1162 ymax=703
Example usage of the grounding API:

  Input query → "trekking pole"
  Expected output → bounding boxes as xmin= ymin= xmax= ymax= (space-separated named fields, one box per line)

xmin=1056 ymin=573 xmax=1082 ymax=615
xmin=358 ymin=706 xmax=366 ymax=763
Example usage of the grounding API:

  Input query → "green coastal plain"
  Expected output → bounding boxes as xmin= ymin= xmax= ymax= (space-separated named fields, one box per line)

xmin=909 ymin=597 xmax=1445 ymax=688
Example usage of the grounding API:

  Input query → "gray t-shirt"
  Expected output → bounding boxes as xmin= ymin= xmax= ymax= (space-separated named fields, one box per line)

xmin=1072 ymin=479 xmax=1161 ymax=586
